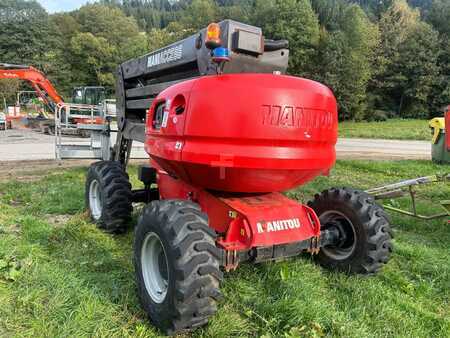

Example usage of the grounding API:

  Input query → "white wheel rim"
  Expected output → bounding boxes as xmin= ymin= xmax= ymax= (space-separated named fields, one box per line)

xmin=141 ymin=232 xmax=169 ymax=304
xmin=89 ymin=179 xmax=102 ymax=220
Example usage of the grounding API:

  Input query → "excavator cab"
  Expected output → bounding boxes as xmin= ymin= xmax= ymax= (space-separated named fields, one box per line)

xmin=71 ymin=86 xmax=106 ymax=106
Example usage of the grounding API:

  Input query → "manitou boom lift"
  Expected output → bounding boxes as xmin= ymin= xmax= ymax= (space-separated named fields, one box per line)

xmin=85 ymin=20 xmax=393 ymax=334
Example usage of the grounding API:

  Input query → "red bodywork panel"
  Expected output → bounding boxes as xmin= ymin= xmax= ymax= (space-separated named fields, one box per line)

xmin=146 ymin=74 xmax=337 ymax=254
xmin=446 ymin=106 xmax=449 ymax=151
xmin=157 ymin=170 xmax=320 ymax=251
xmin=145 ymin=74 xmax=338 ymax=193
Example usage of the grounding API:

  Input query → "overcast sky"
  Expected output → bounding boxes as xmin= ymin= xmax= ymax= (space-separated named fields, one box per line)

xmin=38 ymin=0 xmax=93 ymax=13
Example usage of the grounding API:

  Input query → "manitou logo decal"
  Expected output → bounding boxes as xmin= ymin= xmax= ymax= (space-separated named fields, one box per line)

xmin=256 ymin=218 xmax=301 ymax=234
xmin=147 ymin=44 xmax=183 ymax=68
xmin=260 ymin=105 xmax=334 ymax=129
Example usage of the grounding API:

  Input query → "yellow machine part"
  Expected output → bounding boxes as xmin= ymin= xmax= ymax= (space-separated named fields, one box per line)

xmin=429 ymin=117 xmax=445 ymax=144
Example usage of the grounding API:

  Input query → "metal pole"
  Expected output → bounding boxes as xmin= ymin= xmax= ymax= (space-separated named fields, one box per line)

xmin=55 ymin=104 xmax=59 ymax=160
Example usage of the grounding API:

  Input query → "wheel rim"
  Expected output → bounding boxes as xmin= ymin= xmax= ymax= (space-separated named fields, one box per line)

xmin=320 ymin=210 xmax=357 ymax=260
xmin=89 ymin=179 xmax=102 ymax=220
xmin=141 ymin=232 xmax=169 ymax=304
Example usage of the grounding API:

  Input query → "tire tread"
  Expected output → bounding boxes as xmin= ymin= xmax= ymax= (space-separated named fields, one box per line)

xmin=134 ymin=200 xmax=222 ymax=335
xmin=308 ymin=187 xmax=393 ymax=274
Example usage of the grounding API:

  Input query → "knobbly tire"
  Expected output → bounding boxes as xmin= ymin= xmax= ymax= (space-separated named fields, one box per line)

xmin=85 ymin=161 xmax=132 ymax=233
xmin=308 ymin=188 xmax=393 ymax=274
xmin=134 ymin=200 xmax=222 ymax=335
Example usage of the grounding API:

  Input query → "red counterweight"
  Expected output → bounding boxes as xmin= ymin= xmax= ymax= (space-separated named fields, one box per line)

xmin=145 ymin=74 xmax=338 ymax=193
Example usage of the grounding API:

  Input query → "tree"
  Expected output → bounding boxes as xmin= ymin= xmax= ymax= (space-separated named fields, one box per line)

xmin=44 ymin=13 xmax=81 ymax=96
xmin=74 ymin=4 xmax=148 ymax=62
xmin=218 ymin=1 xmax=252 ymax=23
xmin=2 ymin=0 xmax=449 ymax=120
xmin=180 ymin=0 xmax=219 ymax=30
xmin=318 ymin=4 xmax=379 ymax=120
xmin=253 ymin=0 xmax=320 ymax=78
xmin=312 ymin=0 xmax=347 ymax=30
xmin=70 ymin=32 xmax=116 ymax=86
xmin=147 ymin=21 xmax=193 ymax=52
xmin=346 ymin=0 xmax=393 ymax=19
xmin=427 ymin=0 xmax=450 ymax=36
xmin=0 ymin=79 xmax=20 ymax=106
xmin=371 ymin=0 xmax=440 ymax=117
xmin=66 ymin=4 xmax=148 ymax=89
xmin=0 ymin=0 xmax=55 ymax=67
xmin=395 ymin=22 xmax=440 ymax=117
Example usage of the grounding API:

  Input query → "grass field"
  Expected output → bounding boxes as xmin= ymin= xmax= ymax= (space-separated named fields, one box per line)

xmin=0 ymin=161 xmax=449 ymax=337
xmin=339 ymin=119 xmax=430 ymax=141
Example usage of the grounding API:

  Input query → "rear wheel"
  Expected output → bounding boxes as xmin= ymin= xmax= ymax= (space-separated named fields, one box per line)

xmin=134 ymin=200 xmax=222 ymax=335
xmin=308 ymin=188 xmax=393 ymax=274
xmin=85 ymin=161 xmax=132 ymax=233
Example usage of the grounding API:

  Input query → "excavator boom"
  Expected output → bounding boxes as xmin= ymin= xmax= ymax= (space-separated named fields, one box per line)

xmin=0 ymin=63 xmax=63 ymax=110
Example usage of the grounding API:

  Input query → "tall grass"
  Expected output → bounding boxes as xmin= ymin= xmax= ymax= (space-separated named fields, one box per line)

xmin=0 ymin=161 xmax=448 ymax=337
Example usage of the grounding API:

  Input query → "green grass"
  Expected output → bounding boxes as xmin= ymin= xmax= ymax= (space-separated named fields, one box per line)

xmin=0 ymin=161 xmax=449 ymax=337
xmin=339 ymin=119 xmax=430 ymax=141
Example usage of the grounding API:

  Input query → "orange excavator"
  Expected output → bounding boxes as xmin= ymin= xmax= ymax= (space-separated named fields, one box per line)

xmin=0 ymin=63 xmax=63 ymax=112
xmin=0 ymin=63 xmax=105 ymax=132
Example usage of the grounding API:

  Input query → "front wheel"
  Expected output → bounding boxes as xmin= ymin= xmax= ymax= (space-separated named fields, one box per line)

xmin=134 ymin=200 xmax=223 ymax=335
xmin=308 ymin=188 xmax=393 ymax=274
xmin=85 ymin=161 xmax=132 ymax=233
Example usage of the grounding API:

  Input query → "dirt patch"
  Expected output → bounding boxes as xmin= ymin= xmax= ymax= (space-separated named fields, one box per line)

xmin=1 ymin=174 xmax=44 ymax=183
xmin=7 ymin=199 xmax=22 ymax=206
xmin=7 ymin=224 xmax=21 ymax=235
xmin=337 ymin=152 xmax=429 ymax=160
xmin=45 ymin=214 xmax=72 ymax=227
xmin=0 ymin=159 xmax=93 ymax=180
xmin=0 ymin=223 xmax=21 ymax=236
xmin=0 ymin=159 xmax=147 ymax=182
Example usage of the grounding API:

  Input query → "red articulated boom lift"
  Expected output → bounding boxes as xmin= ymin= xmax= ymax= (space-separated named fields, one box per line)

xmin=84 ymin=20 xmax=393 ymax=335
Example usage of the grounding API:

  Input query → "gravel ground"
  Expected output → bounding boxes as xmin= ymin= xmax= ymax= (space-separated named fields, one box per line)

xmin=0 ymin=129 xmax=147 ymax=161
xmin=0 ymin=129 xmax=431 ymax=177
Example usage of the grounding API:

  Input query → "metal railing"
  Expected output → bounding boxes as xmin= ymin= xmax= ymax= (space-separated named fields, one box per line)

xmin=54 ymin=101 xmax=114 ymax=160
xmin=366 ymin=173 xmax=450 ymax=220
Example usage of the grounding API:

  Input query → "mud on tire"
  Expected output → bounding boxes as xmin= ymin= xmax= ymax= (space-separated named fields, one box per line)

xmin=308 ymin=188 xmax=393 ymax=274
xmin=85 ymin=161 xmax=132 ymax=233
xmin=134 ymin=200 xmax=222 ymax=335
